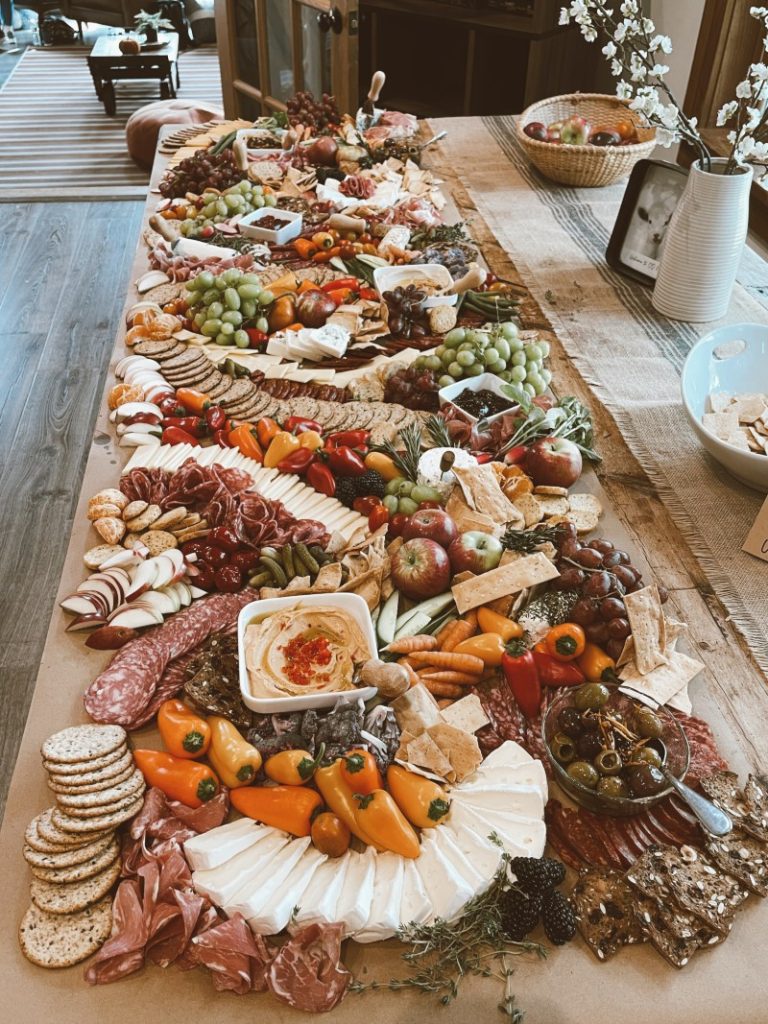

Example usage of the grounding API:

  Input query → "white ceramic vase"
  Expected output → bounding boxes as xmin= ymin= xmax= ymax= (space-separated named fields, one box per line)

xmin=652 ymin=157 xmax=752 ymax=323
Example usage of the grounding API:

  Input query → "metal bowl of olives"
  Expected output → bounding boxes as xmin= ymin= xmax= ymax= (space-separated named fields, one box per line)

xmin=542 ymin=684 xmax=690 ymax=817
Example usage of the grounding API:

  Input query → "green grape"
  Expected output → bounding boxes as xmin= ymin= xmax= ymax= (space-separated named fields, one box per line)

xmin=234 ymin=329 xmax=250 ymax=347
xmin=541 ymin=368 xmax=553 ymax=386
xmin=524 ymin=343 xmax=542 ymax=361
xmin=222 ymin=268 xmax=242 ymax=285
xmin=509 ymin=337 xmax=524 ymax=353
xmin=201 ymin=289 xmax=218 ymax=306
xmin=237 ymin=284 xmax=262 ymax=301
xmin=253 ymin=195 xmax=265 ymax=208
xmin=237 ymin=180 xmax=251 ymax=194
xmin=424 ymin=355 xmax=442 ymax=371
xmin=215 ymin=200 xmax=228 ymax=217
xmin=434 ymin=345 xmax=447 ymax=360
xmin=255 ymin=316 xmax=269 ymax=333
xmin=441 ymin=350 xmax=455 ymax=367
xmin=220 ymin=322 xmax=235 ymax=336
xmin=253 ymin=184 xmax=264 ymax=194
xmin=398 ymin=497 xmax=419 ymax=516
xmin=488 ymin=360 xmax=507 ymax=375
xmin=194 ymin=311 xmax=206 ymax=328
xmin=222 ymin=310 xmax=243 ymax=326
xmin=438 ymin=374 xmax=455 ymax=387
xmin=258 ymin=289 xmax=275 ymax=305
xmin=412 ymin=356 xmax=427 ymax=370
xmin=383 ymin=495 xmax=399 ymax=514
xmin=215 ymin=277 xmax=228 ymax=292
xmin=465 ymin=330 xmax=485 ymax=347
xmin=201 ymin=319 xmax=222 ymax=337
xmin=500 ymin=322 xmax=519 ymax=341
xmin=538 ymin=339 xmax=551 ymax=358
xmin=523 ymin=382 xmax=536 ymax=397
xmin=456 ymin=350 xmax=476 ymax=367
xmin=215 ymin=332 xmax=230 ymax=345
xmin=527 ymin=371 xmax=544 ymax=394
xmin=224 ymin=194 xmax=241 ymax=210
xmin=448 ymin=361 xmax=463 ymax=378
xmin=498 ymin=370 xmax=513 ymax=382
xmin=525 ymin=360 xmax=539 ymax=375
xmin=411 ymin=484 xmax=443 ymax=503
xmin=494 ymin=338 xmax=511 ymax=361
xmin=242 ymin=273 xmax=262 ymax=286
xmin=195 ymin=270 xmax=215 ymax=290
xmin=482 ymin=347 xmax=499 ymax=365
xmin=464 ymin=363 xmax=484 ymax=377
xmin=264 ymin=193 xmax=277 ymax=207
xmin=510 ymin=364 xmax=527 ymax=382
xmin=181 ymin=219 xmax=195 ymax=235
xmin=224 ymin=288 xmax=241 ymax=311
xmin=511 ymin=351 xmax=526 ymax=367
xmin=207 ymin=301 xmax=224 ymax=319
xmin=444 ymin=328 xmax=466 ymax=348
xmin=241 ymin=300 xmax=257 ymax=319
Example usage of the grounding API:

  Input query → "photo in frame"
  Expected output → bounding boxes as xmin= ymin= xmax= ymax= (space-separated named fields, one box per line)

xmin=606 ymin=159 xmax=689 ymax=286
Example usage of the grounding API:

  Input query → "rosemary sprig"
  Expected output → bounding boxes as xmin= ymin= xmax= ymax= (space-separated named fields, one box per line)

xmin=372 ymin=423 xmax=423 ymax=481
xmin=501 ymin=523 xmax=564 ymax=553
xmin=424 ymin=414 xmax=461 ymax=450
xmin=351 ymin=848 xmax=546 ymax=1017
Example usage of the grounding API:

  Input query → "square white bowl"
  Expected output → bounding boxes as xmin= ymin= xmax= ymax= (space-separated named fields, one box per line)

xmin=373 ymin=263 xmax=457 ymax=308
xmin=239 ymin=207 xmax=303 ymax=245
xmin=234 ymin=127 xmax=286 ymax=160
xmin=438 ymin=372 xmax=515 ymax=425
xmin=238 ymin=592 xmax=378 ymax=714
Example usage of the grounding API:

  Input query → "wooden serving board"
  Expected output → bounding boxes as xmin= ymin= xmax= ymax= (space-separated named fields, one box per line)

xmin=0 ymin=129 xmax=767 ymax=1024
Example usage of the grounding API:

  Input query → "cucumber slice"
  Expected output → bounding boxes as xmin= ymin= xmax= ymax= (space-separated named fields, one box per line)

xmin=376 ymin=590 xmax=400 ymax=646
xmin=395 ymin=592 xmax=455 ymax=629
xmin=393 ymin=611 xmax=432 ymax=641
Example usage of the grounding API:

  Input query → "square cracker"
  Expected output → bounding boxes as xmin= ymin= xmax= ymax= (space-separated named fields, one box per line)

xmin=702 ymin=411 xmax=740 ymax=440
xmin=623 ymin=584 xmax=667 ymax=675
xmin=438 ymin=693 xmax=490 ymax=734
xmin=406 ymin=732 xmax=454 ymax=780
xmin=392 ymin=684 xmax=442 ymax=736
xmin=426 ymin=723 xmax=482 ymax=781
xmin=514 ymin=492 xmax=543 ymax=527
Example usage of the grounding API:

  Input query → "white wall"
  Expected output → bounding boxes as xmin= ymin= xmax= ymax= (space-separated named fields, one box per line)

xmin=649 ymin=0 xmax=706 ymax=106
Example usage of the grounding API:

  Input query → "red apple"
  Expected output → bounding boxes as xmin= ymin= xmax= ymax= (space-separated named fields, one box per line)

xmin=525 ymin=437 xmax=583 ymax=488
xmin=390 ymin=538 xmax=451 ymax=600
xmin=402 ymin=509 xmax=458 ymax=548
xmin=523 ymin=121 xmax=548 ymax=141
xmin=447 ymin=531 xmax=504 ymax=575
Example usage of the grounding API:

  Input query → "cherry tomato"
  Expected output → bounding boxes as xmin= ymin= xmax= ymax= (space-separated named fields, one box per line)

xmin=368 ymin=505 xmax=390 ymax=531
xmin=229 ymin=550 xmax=260 ymax=573
xmin=352 ymin=495 xmax=383 ymax=515
xmin=418 ymin=501 xmax=442 ymax=510
xmin=213 ymin=564 xmax=243 ymax=593
xmin=194 ymin=564 xmax=216 ymax=590
xmin=310 ymin=812 xmax=351 ymax=858
xmin=387 ymin=512 xmax=408 ymax=539
xmin=207 ymin=526 xmax=241 ymax=553
xmin=200 ymin=545 xmax=229 ymax=568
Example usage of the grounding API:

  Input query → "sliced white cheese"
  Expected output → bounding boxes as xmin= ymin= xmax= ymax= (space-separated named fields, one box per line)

xmin=333 ymin=846 xmax=377 ymax=936
xmin=247 ymin=845 xmax=326 ymax=935
xmin=470 ymin=740 xmax=534 ymax=771
xmin=448 ymin=801 xmax=546 ymax=858
xmin=429 ymin=827 xmax=485 ymax=894
xmin=415 ymin=831 xmax=476 ymax=923
xmin=450 ymin=784 xmax=545 ymax=820
xmin=292 ymin=853 xmax=351 ymax=928
xmin=192 ymin=831 xmax=290 ymax=906
xmin=353 ymin=852 xmax=405 ymax=944
xmin=398 ymin=858 xmax=433 ymax=929
xmin=195 ymin=446 xmax=220 ymax=468
xmin=226 ymin=836 xmax=311 ymax=920
xmin=442 ymin=817 xmax=503 ymax=884
xmin=459 ymin=760 xmax=548 ymax=797
xmin=184 ymin=819 xmax=266 ymax=871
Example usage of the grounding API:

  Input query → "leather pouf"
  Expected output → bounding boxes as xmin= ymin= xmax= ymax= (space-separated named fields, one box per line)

xmin=126 ymin=99 xmax=223 ymax=171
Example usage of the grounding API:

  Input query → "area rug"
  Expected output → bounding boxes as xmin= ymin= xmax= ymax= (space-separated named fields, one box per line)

xmin=431 ymin=115 xmax=768 ymax=677
xmin=0 ymin=45 xmax=222 ymax=200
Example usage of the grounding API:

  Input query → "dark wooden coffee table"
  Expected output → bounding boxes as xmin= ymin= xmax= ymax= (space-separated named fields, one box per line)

xmin=87 ymin=33 xmax=180 ymax=116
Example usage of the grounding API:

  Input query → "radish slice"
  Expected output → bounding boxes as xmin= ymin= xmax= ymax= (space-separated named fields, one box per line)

xmin=188 ymin=585 xmax=208 ymax=599
xmin=133 ymin=589 xmax=176 ymax=616
xmin=65 ymin=612 xmax=107 ymax=631
xmin=100 ymin=548 xmax=144 ymax=570
xmin=151 ymin=554 xmax=176 ymax=591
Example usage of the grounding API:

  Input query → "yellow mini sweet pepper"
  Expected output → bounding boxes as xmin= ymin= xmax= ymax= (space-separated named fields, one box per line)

xmin=386 ymin=764 xmax=450 ymax=829
xmin=264 ymin=430 xmax=300 ymax=469
xmin=354 ymin=789 xmax=420 ymax=859
xmin=453 ymin=631 xmax=507 ymax=666
xmin=206 ymin=717 xmax=262 ymax=788
xmin=297 ymin=430 xmax=324 ymax=452
xmin=476 ymin=606 xmax=524 ymax=643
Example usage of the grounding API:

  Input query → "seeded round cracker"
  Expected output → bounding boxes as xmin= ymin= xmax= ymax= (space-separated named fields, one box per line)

xmin=533 ymin=485 xmax=569 ymax=496
xmin=25 ymin=812 xmax=76 ymax=853
xmin=30 ymin=861 xmax=122 ymax=917
xmin=537 ymin=495 xmax=570 ymax=517
xmin=47 ymin=750 xmax=134 ymax=791
xmin=52 ymin=794 xmax=144 ymax=833
xmin=133 ymin=338 xmax=180 ymax=358
xmin=42 ymin=742 xmax=128 ymax=776
xmin=48 ymin=762 xmax=135 ymax=795
xmin=37 ymin=809 xmax=111 ymax=847
xmin=42 ymin=726 xmax=126 ymax=766
xmin=65 ymin=787 xmax=145 ymax=820
xmin=56 ymin=769 xmax=145 ymax=810
xmin=24 ymin=833 xmax=115 ymax=870
xmin=30 ymin=838 xmax=119 ymax=884
xmin=19 ymin=898 xmax=113 ymax=967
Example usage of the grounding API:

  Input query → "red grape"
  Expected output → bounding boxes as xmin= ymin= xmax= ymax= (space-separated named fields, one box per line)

xmin=607 ymin=617 xmax=631 ymax=640
xmin=573 ymin=548 xmax=604 ymax=569
xmin=600 ymin=597 xmax=626 ymax=620
xmin=583 ymin=570 xmax=613 ymax=598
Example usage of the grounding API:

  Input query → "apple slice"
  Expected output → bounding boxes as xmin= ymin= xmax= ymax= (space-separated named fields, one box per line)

xmin=109 ymin=606 xmax=164 ymax=629
xmin=99 ymin=548 xmax=144 ymax=570
xmin=163 ymin=548 xmax=185 ymax=580
xmin=171 ymin=581 xmax=192 ymax=607
xmin=151 ymin=554 xmax=176 ymax=591
xmin=71 ymin=589 xmax=113 ymax=618
xmin=126 ymin=559 xmax=158 ymax=601
xmin=77 ymin=578 xmax=121 ymax=612
xmin=188 ymin=585 xmax=208 ymax=600
xmin=133 ymin=589 xmax=176 ymax=616
xmin=60 ymin=593 xmax=104 ymax=616
xmin=162 ymin=586 xmax=182 ymax=613
xmin=65 ymin=612 xmax=107 ymax=631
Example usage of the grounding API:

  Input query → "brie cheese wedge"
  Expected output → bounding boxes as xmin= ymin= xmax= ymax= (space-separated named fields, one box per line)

xmin=184 ymin=819 xmax=266 ymax=871
xmin=333 ymin=846 xmax=377 ymax=936
xmin=460 ymin=760 xmax=548 ymax=796
xmin=478 ymin=741 xmax=534 ymax=770
xmin=451 ymin=784 xmax=545 ymax=820
xmin=226 ymin=836 xmax=311 ymax=920
xmin=291 ymin=854 xmax=351 ymax=928
xmin=353 ymin=852 xmax=405 ymax=944
xmin=247 ymin=846 xmax=326 ymax=935
xmin=415 ymin=832 xmax=476 ymax=923
xmin=443 ymin=817 xmax=503 ymax=883
xmin=399 ymin=858 xmax=434 ymax=929
xmin=192 ymin=831 xmax=291 ymax=906
xmin=448 ymin=801 xmax=546 ymax=858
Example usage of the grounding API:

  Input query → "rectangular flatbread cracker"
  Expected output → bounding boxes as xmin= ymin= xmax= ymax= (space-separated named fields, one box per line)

xmin=619 ymin=649 xmax=704 ymax=708
xmin=407 ymin=732 xmax=454 ymax=780
xmin=438 ymin=694 xmax=490 ymax=734
xmin=451 ymin=551 xmax=560 ymax=614
xmin=426 ymin=723 xmax=482 ymax=781
xmin=453 ymin=464 xmax=520 ymax=524
xmin=623 ymin=584 xmax=667 ymax=675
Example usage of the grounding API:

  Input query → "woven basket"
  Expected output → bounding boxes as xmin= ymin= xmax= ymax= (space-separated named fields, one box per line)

xmin=517 ymin=93 xmax=656 ymax=188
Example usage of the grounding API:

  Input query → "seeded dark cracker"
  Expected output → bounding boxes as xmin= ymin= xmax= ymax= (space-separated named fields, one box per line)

xmin=206 ymin=374 xmax=234 ymax=399
xmin=743 ymin=774 xmax=768 ymax=842
xmin=705 ymin=829 xmax=768 ymax=895
xmin=132 ymin=338 xmax=180 ymax=358
xmin=570 ymin=868 xmax=645 ymax=961
xmin=632 ymin=898 xmax=718 ymax=969
xmin=184 ymin=633 xmax=252 ymax=731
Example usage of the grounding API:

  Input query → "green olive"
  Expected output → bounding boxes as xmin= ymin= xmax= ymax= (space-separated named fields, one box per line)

xmin=635 ymin=707 xmax=663 ymax=738
xmin=635 ymin=746 xmax=663 ymax=769
xmin=573 ymin=683 xmax=610 ymax=711
xmin=626 ymin=764 xmax=666 ymax=798
xmin=566 ymin=760 xmax=600 ymax=790
xmin=597 ymin=776 xmax=630 ymax=799
xmin=594 ymin=748 xmax=623 ymax=775
xmin=550 ymin=733 xmax=577 ymax=764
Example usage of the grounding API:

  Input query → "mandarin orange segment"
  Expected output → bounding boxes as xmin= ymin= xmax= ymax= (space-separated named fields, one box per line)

xmin=108 ymin=383 xmax=145 ymax=410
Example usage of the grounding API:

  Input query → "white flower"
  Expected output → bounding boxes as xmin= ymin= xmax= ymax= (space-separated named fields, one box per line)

xmin=581 ymin=25 xmax=597 ymax=41
xmin=616 ymin=81 xmax=633 ymax=100
xmin=741 ymin=135 xmax=757 ymax=157
xmin=649 ymin=34 xmax=673 ymax=55
xmin=569 ymin=0 xmax=589 ymax=16
xmin=736 ymin=79 xmax=753 ymax=99
xmin=716 ymin=101 xmax=738 ymax=125
xmin=610 ymin=58 xmax=623 ymax=77
xmin=727 ymin=130 xmax=738 ymax=143
xmin=620 ymin=0 xmax=638 ymax=14
xmin=614 ymin=22 xmax=628 ymax=41
xmin=752 ymin=61 xmax=768 ymax=81
xmin=746 ymin=106 xmax=764 ymax=129
xmin=602 ymin=40 xmax=617 ymax=58
xmin=641 ymin=17 xmax=656 ymax=34
xmin=651 ymin=63 xmax=670 ymax=77
xmin=559 ymin=7 xmax=571 ymax=25
xmin=655 ymin=127 xmax=676 ymax=147
xmin=630 ymin=53 xmax=647 ymax=81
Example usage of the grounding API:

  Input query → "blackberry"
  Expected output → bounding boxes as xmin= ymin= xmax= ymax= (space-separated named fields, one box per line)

xmin=501 ymin=889 xmax=541 ymax=942
xmin=510 ymin=856 xmax=566 ymax=897
xmin=334 ymin=478 xmax=357 ymax=507
xmin=352 ymin=470 xmax=386 ymax=499
xmin=541 ymin=890 xmax=577 ymax=946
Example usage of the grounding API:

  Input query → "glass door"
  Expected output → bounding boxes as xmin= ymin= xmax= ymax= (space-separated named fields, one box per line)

xmin=215 ymin=0 xmax=359 ymax=119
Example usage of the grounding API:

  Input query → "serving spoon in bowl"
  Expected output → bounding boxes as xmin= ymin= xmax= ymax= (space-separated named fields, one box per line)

xmin=648 ymin=737 xmax=733 ymax=837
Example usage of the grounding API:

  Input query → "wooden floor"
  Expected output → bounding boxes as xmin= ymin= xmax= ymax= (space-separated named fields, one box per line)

xmin=0 ymin=200 xmax=143 ymax=822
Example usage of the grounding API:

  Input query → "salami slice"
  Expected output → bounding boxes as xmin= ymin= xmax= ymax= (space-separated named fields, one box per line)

xmin=268 ymin=922 xmax=350 ymax=1013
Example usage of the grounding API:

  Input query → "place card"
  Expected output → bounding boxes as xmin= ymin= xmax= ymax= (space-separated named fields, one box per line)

xmin=742 ymin=493 xmax=768 ymax=561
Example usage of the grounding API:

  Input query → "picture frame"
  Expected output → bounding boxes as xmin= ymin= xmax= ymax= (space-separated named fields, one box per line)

xmin=606 ymin=158 xmax=689 ymax=286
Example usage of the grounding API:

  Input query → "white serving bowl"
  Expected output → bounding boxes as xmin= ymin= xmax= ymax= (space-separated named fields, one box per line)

xmin=438 ymin=372 xmax=514 ymax=426
xmin=238 ymin=592 xmax=377 ymax=714
xmin=681 ymin=322 xmax=768 ymax=491
xmin=373 ymin=263 xmax=457 ymax=308
xmin=239 ymin=207 xmax=303 ymax=244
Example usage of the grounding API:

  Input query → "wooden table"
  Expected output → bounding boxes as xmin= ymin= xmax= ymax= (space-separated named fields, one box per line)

xmin=87 ymin=33 xmax=180 ymax=116
xmin=1 ymin=129 xmax=768 ymax=1023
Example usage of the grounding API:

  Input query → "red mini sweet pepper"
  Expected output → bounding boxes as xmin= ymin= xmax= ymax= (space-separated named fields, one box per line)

xmin=307 ymin=461 xmax=336 ymax=496
xmin=284 ymin=416 xmax=323 ymax=435
xmin=276 ymin=448 xmax=317 ymax=475
xmin=326 ymin=445 xmax=366 ymax=476
xmin=531 ymin=648 xmax=585 ymax=687
xmin=162 ymin=416 xmax=207 ymax=438
xmin=205 ymin=405 xmax=228 ymax=432
xmin=161 ymin=426 xmax=201 ymax=447
xmin=325 ymin=430 xmax=370 ymax=450
xmin=501 ymin=641 xmax=541 ymax=719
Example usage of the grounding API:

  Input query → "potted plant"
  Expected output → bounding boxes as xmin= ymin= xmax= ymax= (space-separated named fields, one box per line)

xmin=560 ymin=0 xmax=768 ymax=322
xmin=133 ymin=9 xmax=173 ymax=43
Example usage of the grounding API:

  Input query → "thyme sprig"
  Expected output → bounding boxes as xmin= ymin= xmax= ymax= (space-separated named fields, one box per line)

xmin=350 ymin=847 xmax=547 ymax=1018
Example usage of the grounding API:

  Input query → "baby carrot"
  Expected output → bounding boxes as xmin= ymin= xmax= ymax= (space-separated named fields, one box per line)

xmin=387 ymin=634 xmax=439 ymax=655
xmin=410 ymin=650 xmax=485 ymax=674
xmin=420 ymin=676 xmax=463 ymax=699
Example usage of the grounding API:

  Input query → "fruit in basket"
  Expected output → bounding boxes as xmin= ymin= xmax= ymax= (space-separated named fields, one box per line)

xmin=447 ymin=531 xmax=503 ymax=574
xmin=390 ymin=538 xmax=451 ymax=600
xmin=560 ymin=116 xmax=591 ymax=145
xmin=296 ymin=290 xmax=336 ymax=328
xmin=402 ymin=508 xmax=458 ymax=548
xmin=524 ymin=437 xmax=583 ymax=487
xmin=589 ymin=129 xmax=621 ymax=147
xmin=306 ymin=136 xmax=339 ymax=167
xmin=523 ymin=121 xmax=548 ymax=141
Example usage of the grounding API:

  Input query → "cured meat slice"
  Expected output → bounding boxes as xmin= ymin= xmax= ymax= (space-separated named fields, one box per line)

xmin=84 ymin=879 xmax=147 ymax=985
xmin=673 ymin=711 xmax=728 ymax=785
xmin=268 ymin=922 xmax=350 ymax=1013
xmin=147 ymin=889 xmax=207 ymax=968
xmin=130 ymin=648 xmax=201 ymax=729
xmin=191 ymin=913 xmax=272 ymax=994
xmin=130 ymin=787 xmax=229 ymax=844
